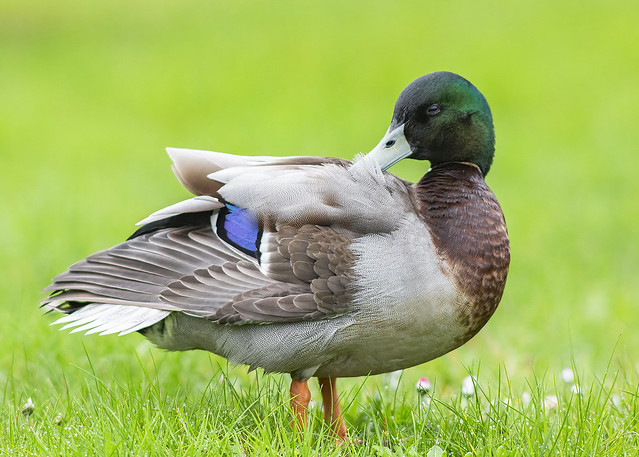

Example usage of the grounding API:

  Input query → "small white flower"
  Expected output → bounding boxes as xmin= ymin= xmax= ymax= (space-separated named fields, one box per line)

xmin=416 ymin=377 xmax=431 ymax=393
xmin=521 ymin=391 xmax=531 ymax=406
xmin=561 ymin=368 xmax=574 ymax=384
xmin=570 ymin=384 xmax=581 ymax=395
xmin=461 ymin=375 xmax=477 ymax=397
xmin=544 ymin=394 xmax=558 ymax=410
xmin=20 ymin=398 xmax=35 ymax=417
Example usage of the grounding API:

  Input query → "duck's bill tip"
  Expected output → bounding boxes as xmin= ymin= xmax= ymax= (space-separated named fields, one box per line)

xmin=358 ymin=124 xmax=412 ymax=171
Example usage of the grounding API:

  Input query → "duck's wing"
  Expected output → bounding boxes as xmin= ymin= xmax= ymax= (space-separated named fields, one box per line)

xmin=42 ymin=222 xmax=353 ymax=334
xmin=42 ymin=150 xmax=415 ymax=335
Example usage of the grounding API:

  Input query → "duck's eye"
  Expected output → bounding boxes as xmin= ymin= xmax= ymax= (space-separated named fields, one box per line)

xmin=385 ymin=140 xmax=396 ymax=148
xmin=426 ymin=104 xmax=441 ymax=115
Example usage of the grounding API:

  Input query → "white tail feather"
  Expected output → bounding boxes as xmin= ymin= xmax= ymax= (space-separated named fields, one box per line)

xmin=52 ymin=304 xmax=169 ymax=336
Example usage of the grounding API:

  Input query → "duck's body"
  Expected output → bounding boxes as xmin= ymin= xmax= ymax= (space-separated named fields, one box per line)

xmin=140 ymin=162 xmax=507 ymax=380
xmin=42 ymin=71 xmax=510 ymax=440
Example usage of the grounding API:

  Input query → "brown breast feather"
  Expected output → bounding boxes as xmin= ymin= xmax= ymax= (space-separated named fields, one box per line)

xmin=415 ymin=163 xmax=510 ymax=343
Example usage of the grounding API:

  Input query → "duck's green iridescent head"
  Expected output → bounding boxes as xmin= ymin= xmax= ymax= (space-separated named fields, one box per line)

xmin=392 ymin=72 xmax=495 ymax=176
xmin=365 ymin=72 xmax=496 ymax=177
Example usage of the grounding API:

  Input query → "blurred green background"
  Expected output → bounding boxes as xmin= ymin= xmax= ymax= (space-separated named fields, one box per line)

xmin=1 ymin=0 xmax=638 ymax=408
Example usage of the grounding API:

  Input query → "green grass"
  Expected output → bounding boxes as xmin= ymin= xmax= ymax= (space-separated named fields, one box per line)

xmin=2 ymin=0 xmax=639 ymax=454
xmin=4 ymin=352 xmax=638 ymax=455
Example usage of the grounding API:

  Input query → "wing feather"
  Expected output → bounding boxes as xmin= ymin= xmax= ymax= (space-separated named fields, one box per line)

xmin=44 ymin=150 xmax=416 ymax=333
xmin=44 ymin=223 xmax=356 ymax=329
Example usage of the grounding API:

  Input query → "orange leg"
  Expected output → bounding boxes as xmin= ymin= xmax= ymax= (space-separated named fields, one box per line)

xmin=290 ymin=379 xmax=311 ymax=433
xmin=318 ymin=377 xmax=348 ymax=441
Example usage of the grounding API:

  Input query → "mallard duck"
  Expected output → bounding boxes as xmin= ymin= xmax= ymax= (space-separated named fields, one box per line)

xmin=42 ymin=71 xmax=510 ymax=440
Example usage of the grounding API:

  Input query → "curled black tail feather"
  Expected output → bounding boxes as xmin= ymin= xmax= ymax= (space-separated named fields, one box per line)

xmin=128 ymin=211 xmax=214 ymax=240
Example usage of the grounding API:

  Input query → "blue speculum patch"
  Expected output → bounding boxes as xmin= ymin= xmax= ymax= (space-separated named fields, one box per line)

xmin=217 ymin=204 xmax=261 ymax=258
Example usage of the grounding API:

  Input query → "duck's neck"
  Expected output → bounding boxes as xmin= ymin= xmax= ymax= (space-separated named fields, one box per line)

xmin=415 ymin=162 xmax=510 ymax=340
